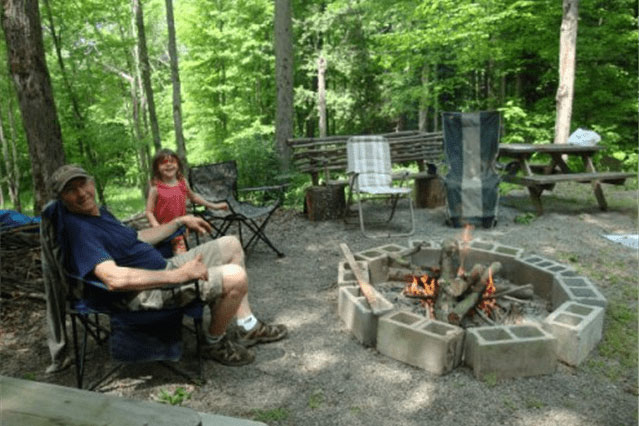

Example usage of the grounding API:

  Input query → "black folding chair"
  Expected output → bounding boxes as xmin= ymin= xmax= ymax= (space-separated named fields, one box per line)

xmin=189 ymin=161 xmax=285 ymax=257
xmin=41 ymin=201 xmax=205 ymax=390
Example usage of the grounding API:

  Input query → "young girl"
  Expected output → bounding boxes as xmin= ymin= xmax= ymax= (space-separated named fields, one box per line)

xmin=146 ymin=149 xmax=228 ymax=254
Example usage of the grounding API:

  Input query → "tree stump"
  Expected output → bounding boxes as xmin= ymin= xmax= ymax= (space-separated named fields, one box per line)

xmin=305 ymin=183 xmax=346 ymax=221
xmin=415 ymin=175 xmax=446 ymax=208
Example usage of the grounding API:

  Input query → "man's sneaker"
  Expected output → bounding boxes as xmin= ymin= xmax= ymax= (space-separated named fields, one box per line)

xmin=233 ymin=321 xmax=288 ymax=347
xmin=203 ymin=334 xmax=255 ymax=366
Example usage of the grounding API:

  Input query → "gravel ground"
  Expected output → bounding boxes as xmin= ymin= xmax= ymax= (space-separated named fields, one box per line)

xmin=1 ymin=181 xmax=637 ymax=425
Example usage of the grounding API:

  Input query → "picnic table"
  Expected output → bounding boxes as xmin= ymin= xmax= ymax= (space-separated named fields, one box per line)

xmin=498 ymin=143 xmax=634 ymax=215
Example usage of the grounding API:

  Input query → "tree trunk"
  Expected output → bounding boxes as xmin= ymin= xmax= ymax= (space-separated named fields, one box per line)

xmin=165 ymin=0 xmax=187 ymax=173
xmin=554 ymin=0 xmax=579 ymax=145
xmin=419 ymin=63 xmax=429 ymax=132
xmin=2 ymin=0 xmax=65 ymax=213
xmin=317 ymin=56 xmax=327 ymax=138
xmin=133 ymin=0 xmax=161 ymax=151
xmin=0 ymin=92 xmax=22 ymax=211
xmin=432 ymin=64 xmax=439 ymax=132
xmin=274 ymin=0 xmax=294 ymax=172
xmin=0 ymin=103 xmax=19 ymax=210
xmin=42 ymin=0 xmax=106 ymax=205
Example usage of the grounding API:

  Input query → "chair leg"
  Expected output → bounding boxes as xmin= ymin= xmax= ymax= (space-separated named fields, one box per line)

xmin=193 ymin=316 xmax=204 ymax=383
xmin=242 ymin=212 xmax=284 ymax=257
xmin=70 ymin=314 xmax=83 ymax=389
xmin=358 ymin=194 xmax=415 ymax=239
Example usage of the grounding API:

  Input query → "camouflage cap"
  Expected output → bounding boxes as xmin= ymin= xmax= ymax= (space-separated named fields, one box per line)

xmin=49 ymin=164 xmax=90 ymax=196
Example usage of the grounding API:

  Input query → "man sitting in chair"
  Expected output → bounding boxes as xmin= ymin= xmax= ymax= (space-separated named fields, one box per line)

xmin=50 ymin=164 xmax=287 ymax=366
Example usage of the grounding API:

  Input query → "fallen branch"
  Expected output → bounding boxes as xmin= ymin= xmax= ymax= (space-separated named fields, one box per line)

xmin=340 ymin=243 xmax=385 ymax=315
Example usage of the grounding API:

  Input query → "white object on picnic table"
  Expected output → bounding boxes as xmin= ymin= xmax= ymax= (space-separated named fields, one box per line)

xmin=568 ymin=128 xmax=601 ymax=146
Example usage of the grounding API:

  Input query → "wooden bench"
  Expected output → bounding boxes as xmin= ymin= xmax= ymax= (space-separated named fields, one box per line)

xmin=288 ymin=130 xmax=444 ymax=186
xmin=288 ymin=131 xmax=445 ymax=216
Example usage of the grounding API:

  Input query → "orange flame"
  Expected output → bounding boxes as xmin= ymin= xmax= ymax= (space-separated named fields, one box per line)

xmin=478 ymin=266 xmax=496 ymax=315
xmin=457 ymin=225 xmax=474 ymax=277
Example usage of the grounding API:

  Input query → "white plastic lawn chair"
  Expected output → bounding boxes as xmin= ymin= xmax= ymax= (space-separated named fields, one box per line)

xmin=346 ymin=135 xmax=415 ymax=238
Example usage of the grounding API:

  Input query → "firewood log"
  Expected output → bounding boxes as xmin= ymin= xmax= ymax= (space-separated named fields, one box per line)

xmin=439 ymin=238 xmax=460 ymax=281
xmin=445 ymin=276 xmax=470 ymax=297
xmin=472 ymin=261 xmax=501 ymax=292
xmin=448 ymin=290 xmax=481 ymax=325
xmin=387 ymin=267 xmax=431 ymax=282
xmin=434 ymin=277 xmax=456 ymax=322
xmin=493 ymin=283 xmax=534 ymax=299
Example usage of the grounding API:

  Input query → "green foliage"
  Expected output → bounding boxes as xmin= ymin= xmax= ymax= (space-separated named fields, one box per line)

xmin=482 ymin=372 xmax=498 ymax=387
xmin=598 ymin=299 xmax=638 ymax=372
xmin=252 ymin=407 xmax=289 ymax=422
xmin=514 ymin=212 xmax=536 ymax=225
xmin=308 ymin=389 xmax=325 ymax=409
xmin=1 ymin=0 xmax=636 ymax=205
xmin=525 ymin=397 xmax=544 ymax=409
xmin=155 ymin=387 xmax=191 ymax=406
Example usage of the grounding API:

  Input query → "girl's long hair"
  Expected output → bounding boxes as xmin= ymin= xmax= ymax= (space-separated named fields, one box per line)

xmin=150 ymin=148 xmax=184 ymax=184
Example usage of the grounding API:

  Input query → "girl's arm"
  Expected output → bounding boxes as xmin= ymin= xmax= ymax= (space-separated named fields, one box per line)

xmin=145 ymin=185 xmax=161 ymax=227
xmin=185 ymin=181 xmax=228 ymax=210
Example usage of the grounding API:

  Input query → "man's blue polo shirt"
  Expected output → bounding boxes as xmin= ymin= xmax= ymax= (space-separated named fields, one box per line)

xmin=61 ymin=206 xmax=167 ymax=282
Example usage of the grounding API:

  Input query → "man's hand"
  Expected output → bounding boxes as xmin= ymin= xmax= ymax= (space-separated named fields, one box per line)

xmin=178 ymin=215 xmax=213 ymax=235
xmin=179 ymin=254 xmax=208 ymax=282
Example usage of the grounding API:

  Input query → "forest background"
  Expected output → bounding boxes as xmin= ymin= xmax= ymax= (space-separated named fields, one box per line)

xmin=1 ymin=0 xmax=637 ymax=217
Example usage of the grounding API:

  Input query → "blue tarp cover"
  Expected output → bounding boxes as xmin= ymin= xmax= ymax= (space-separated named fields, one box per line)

xmin=0 ymin=209 xmax=41 ymax=231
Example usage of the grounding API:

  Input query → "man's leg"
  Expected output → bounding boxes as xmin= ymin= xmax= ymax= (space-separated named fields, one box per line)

xmin=170 ymin=236 xmax=287 ymax=347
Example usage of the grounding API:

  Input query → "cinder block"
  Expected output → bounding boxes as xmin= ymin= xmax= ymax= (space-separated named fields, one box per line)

xmin=464 ymin=325 xmax=557 ymax=380
xmin=337 ymin=260 xmax=370 ymax=286
xmin=377 ymin=312 xmax=464 ymax=375
xmin=407 ymin=240 xmax=441 ymax=267
xmin=508 ymin=256 xmax=556 ymax=299
xmin=542 ymin=301 xmax=604 ymax=366
xmin=354 ymin=245 xmax=408 ymax=284
xmin=553 ymin=276 xmax=607 ymax=308
xmin=338 ymin=285 xmax=394 ymax=347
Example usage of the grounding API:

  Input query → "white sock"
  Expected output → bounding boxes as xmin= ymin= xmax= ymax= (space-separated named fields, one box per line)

xmin=206 ymin=333 xmax=225 ymax=344
xmin=237 ymin=314 xmax=258 ymax=331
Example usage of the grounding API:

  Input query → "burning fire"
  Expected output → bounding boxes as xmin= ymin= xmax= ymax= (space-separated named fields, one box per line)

xmin=477 ymin=267 xmax=497 ymax=315
xmin=403 ymin=274 xmax=438 ymax=317
xmin=457 ymin=225 xmax=474 ymax=277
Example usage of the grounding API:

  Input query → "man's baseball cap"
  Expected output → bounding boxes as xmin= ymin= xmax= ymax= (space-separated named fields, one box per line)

xmin=50 ymin=164 xmax=90 ymax=195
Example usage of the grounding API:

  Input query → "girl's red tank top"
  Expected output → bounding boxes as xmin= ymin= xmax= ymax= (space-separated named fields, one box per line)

xmin=153 ymin=179 xmax=187 ymax=224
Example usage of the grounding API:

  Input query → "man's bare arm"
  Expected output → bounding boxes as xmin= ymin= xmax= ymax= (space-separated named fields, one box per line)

xmin=137 ymin=215 xmax=212 ymax=246
xmin=94 ymin=255 xmax=208 ymax=291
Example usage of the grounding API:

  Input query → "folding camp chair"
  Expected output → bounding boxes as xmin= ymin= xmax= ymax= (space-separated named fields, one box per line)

xmin=41 ymin=201 xmax=205 ymax=390
xmin=189 ymin=161 xmax=285 ymax=257
xmin=345 ymin=135 xmax=415 ymax=238
xmin=441 ymin=111 xmax=501 ymax=228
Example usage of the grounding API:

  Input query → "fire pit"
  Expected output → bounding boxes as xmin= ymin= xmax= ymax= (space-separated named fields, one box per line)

xmin=337 ymin=239 xmax=606 ymax=379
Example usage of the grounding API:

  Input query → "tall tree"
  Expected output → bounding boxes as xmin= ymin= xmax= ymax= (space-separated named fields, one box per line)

xmin=42 ymin=0 xmax=107 ymax=204
xmin=2 ymin=0 xmax=65 ymax=212
xmin=554 ymin=0 xmax=579 ymax=144
xmin=317 ymin=56 xmax=327 ymax=137
xmin=133 ymin=0 xmax=161 ymax=151
xmin=274 ymin=0 xmax=293 ymax=171
xmin=165 ymin=0 xmax=186 ymax=169
xmin=0 ymin=101 xmax=21 ymax=211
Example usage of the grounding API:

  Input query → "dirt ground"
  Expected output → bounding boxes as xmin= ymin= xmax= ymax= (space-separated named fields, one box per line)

xmin=1 ymin=181 xmax=637 ymax=425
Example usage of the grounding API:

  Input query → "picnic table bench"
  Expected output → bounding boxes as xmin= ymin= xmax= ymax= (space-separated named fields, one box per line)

xmin=499 ymin=143 xmax=635 ymax=214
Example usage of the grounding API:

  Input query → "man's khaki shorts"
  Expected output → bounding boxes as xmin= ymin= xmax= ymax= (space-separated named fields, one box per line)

xmin=127 ymin=239 xmax=226 ymax=310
